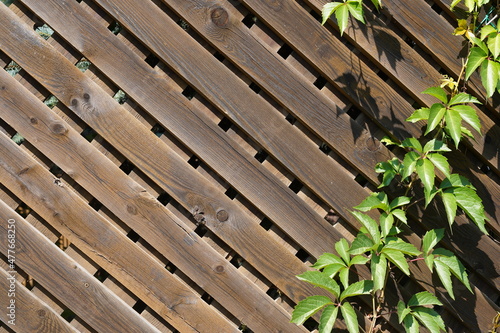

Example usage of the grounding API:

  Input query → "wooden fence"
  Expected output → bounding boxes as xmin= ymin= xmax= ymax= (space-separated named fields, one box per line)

xmin=0 ymin=0 xmax=498 ymax=332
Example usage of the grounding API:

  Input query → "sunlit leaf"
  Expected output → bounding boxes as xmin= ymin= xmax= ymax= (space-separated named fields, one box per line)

xmin=465 ymin=47 xmax=487 ymax=80
xmin=434 ymin=260 xmax=455 ymax=299
xmin=380 ymin=212 xmax=394 ymax=238
xmin=412 ymin=307 xmax=446 ymax=333
xmin=383 ymin=241 xmax=421 ymax=256
xmin=487 ymin=32 xmax=500 ymax=58
xmin=402 ymin=151 xmax=420 ymax=181
xmin=346 ymin=1 xmax=365 ymax=23
xmin=351 ymin=211 xmax=380 ymax=243
xmin=402 ymin=137 xmax=423 ymax=152
xmin=408 ymin=291 xmax=443 ymax=307
xmin=407 ymin=107 xmax=430 ymax=123
xmin=453 ymin=187 xmax=487 ymax=234
xmin=422 ymin=87 xmax=448 ymax=104
xmin=441 ymin=190 xmax=457 ymax=227
xmin=448 ymin=92 xmax=480 ymax=105
xmin=319 ymin=304 xmax=339 ymax=333
xmin=371 ymin=253 xmax=387 ymax=291
xmin=339 ymin=267 xmax=350 ymax=289
xmin=444 ymin=108 xmax=462 ymax=148
xmin=391 ymin=209 xmax=407 ymax=224
xmin=297 ymin=271 xmax=341 ymax=298
xmin=336 ymin=238 xmax=351 ymax=265
xmin=340 ymin=280 xmax=374 ymax=301
xmin=354 ymin=192 xmax=389 ymax=212
xmin=322 ymin=2 xmax=343 ymax=24
xmin=425 ymin=103 xmax=446 ymax=135
xmin=422 ymin=228 xmax=444 ymax=256
xmin=450 ymin=104 xmax=481 ymax=134
xmin=416 ymin=158 xmax=435 ymax=194
xmin=403 ymin=313 xmax=420 ymax=333
xmin=423 ymin=139 xmax=451 ymax=153
xmin=341 ymin=302 xmax=359 ymax=333
xmin=323 ymin=263 xmax=346 ymax=278
xmin=480 ymin=59 xmax=499 ymax=98
xmin=313 ymin=253 xmax=345 ymax=269
xmin=350 ymin=255 xmax=370 ymax=266
xmin=427 ymin=153 xmax=451 ymax=178
xmin=335 ymin=3 xmax=350 ymax=35
xmin=440 ymin=174 xmax=473 ymax=189
xmin=291 ymin=295 xmax=333 ymax=324
xmin=349 ymin=233 xmax=375 ymax=255
xmin=434 ymin=248 xmax=472 ymax=293
xmin=382 ymin=248 xmax=410 ymax=275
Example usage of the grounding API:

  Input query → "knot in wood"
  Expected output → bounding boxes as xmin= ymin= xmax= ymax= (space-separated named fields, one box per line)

xmin=50 ymin=122 xmax=68 ymax=136
xmin=216 ymin=209 xmax=229 ymax=222
xmin=30 ymin=117 xmax=38 ymax=124
xmin=214 ymin=265 xmax=225 ymax=273
xmin=365 ymin=137 xmax=380 ymax=151
xmin=211 ymin=7 xmax=229 ymax=28
xmin=37 ymin=309 xmax=46 ymax=317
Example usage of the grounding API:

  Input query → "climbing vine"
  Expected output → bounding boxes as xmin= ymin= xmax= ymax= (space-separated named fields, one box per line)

xmin=291 ymin=1 xmax=493 ymax=332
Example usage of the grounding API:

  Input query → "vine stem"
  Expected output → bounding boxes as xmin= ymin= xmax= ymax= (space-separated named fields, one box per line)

xmin=368 ymin=292 xmax=378 ymax=333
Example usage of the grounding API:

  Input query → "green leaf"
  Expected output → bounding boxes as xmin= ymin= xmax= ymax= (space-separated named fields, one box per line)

xmin=480 ymin=59 xmax=499 ymax=98
xmin=480 ymin=25 xmax=497 ymax=40
xmin=402 ymin=151 xmax=420 ymax=181
xmin=402 ymin=137 xmax=423 ymax=153
xmin=313 ymin=253 xmax=345 ymax=269
xmin=354 ymin=192 xmax=389 ymax=212
xmin=370 ymin=0 xmax=382 ymax=9
xmin=346 ymin=1 xmax=365 ymax=23
xmin=319 ymin=304 xmax=339 ymax=333
xmin=441 ymin=190 xmax=457 ymax=227
xmin=453 ymin=187 xmax=487 ymax=233
xmin=408 ymin=291 xmax=443 ymax=307
xmin=450 ymin=0 xmax=461 ymax=9
xmin=466 ymin=47 xmax=488 ymax=80
xmin=371 ymin=253 xmax=387 ymax=291
xmin=448 ymin=92 xmax=480 ymax=105
xmin=403 ymin=314 xmax=420 ymax=333
xmin=440 ymin=174 xmax=473 ymax=189
xmin=382 ymin=248 xmax=410 ymax=275
xmin=391 ymin=209 xmax=407 ymax=224
xmin=339 ymin=267 xmax=350 ymax=289
xmin=427 ymin=153 xmax=451 ymax=178
xmin=341 ymin=302 xmax=359 ymax=333
xmin=424 ymin=188 xmax=440 ymax=208
xmin=461 ymin=126 xmax=475 ymax=139
xmin=323 ymin=263 xmax=346 ymax=278
xmin=434 ymin=260 xmax=455 ymax=299
xmin=321 ymin=2 xmax=343 ymax=24
xmin=297 ymin=271 xmax=341 ymax=298
xmin=425 ymin=104 xmax=446 ymax=135
xmin=487 ymin=32 xmax=500 ymax=59
xmin=350 ymin=255 xmax=369 ymax=266
xmin=425 ymin=253 xmax=435 ymax=272
xmin=397 ymin=301 xmax=411 ymax=323
xmin=383 ymin=241 xmax=421 ymax=256
xmin=422 ymin=228 xmax=444 ymax=256
xmin=444 ymin=108 xmax=462 ymax=148
xmin=335 ymin=3 xmax=350 ymax=35
xmin=422 ymin=87 xmax=448 ymax=104
xmin=416 ymin=158 xmax=435 ymax=194
xmin=434 ymin=248 xmax=472 ymax=293
xmin=389 ymin=196 xmax=411 ymax=209
xmin=349 ymin=233 xmax=375 ymax=255
xmin=423 ymin=139 xmax=451 ymax=153
xmin=335 ymin=238 xmax=351 ymax=265
xmin=380 ymin=136 xmax=400 ymax=146
xmin=380 ymin=212 xmax=394 ymax=238
xmin=351 ymin=211 xmax=380 ymax=243
xmin=407 ymin=107 xmax=430 ymax=123
xmin=291 ymin=295 xmax=333 ymax=324
xmin=412 ymin=307 xmax=445 ymax=333
xmin=450 ymin=104 xmax=481 ymax=134
xmin=340 ymin=280 xmax=374 ymax=301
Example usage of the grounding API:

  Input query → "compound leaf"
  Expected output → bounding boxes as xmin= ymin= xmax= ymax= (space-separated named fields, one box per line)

xmin=291 ymin=295 xmax=333 ymax=324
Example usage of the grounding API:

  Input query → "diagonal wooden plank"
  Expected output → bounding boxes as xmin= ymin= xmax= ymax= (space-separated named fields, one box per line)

xmin=0 ymin=202 xmax=161 ymax=333
xmin=9 ymin=0 xmax=364 ymax=258
xmin=0 ymin=83 xmax=304 ymax=333
xmin=0 ymin=48 xmax=339 ymax=314
xmin=81 ymin=0 xmax=500 ymax=288
xmin=0 ymin=266 xmax=80 ymax=333
xmin=253 ymin=0 xmax=499 ymax=175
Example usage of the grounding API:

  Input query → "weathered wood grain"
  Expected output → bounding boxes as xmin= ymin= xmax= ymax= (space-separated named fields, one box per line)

xmin=0 ymin=265 xmax=79 ymax=333
xmin=0 ymin=74 xmax=304 ymax=333
xmin=11 ymin=0 xmax=364 ymax=259
xmin=0 ymin=202 xmax=161 ymax=333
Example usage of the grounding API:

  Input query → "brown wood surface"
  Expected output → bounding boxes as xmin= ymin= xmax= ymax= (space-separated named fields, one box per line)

xmin=0 ymin=265 xmax=80 ymax=333
xmin=0 ymin=0 xmax=498 ymax=331
xmin=0 ymin=16 xmax=344 ymax=326
xmin=0 ymin=68 xmax=303 ymax=333
xmin=0 ymin=202 xmax=161 ymax=333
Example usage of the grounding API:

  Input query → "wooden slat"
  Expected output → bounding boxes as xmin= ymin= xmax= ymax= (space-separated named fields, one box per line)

xmin=0 ymin=266 xmax=79 ymax=333
xmin=0 ymin=138 xmax=236 ymax=332
xmin=237 ymin=0 xmax=500 ymax=228
xmin=0 ymin=67 xmax=302 ymax=331
xmin=0 ymin=202 xmax=159 ymax=333
xmin=11 ymin=0 xmax=360 ymax=260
